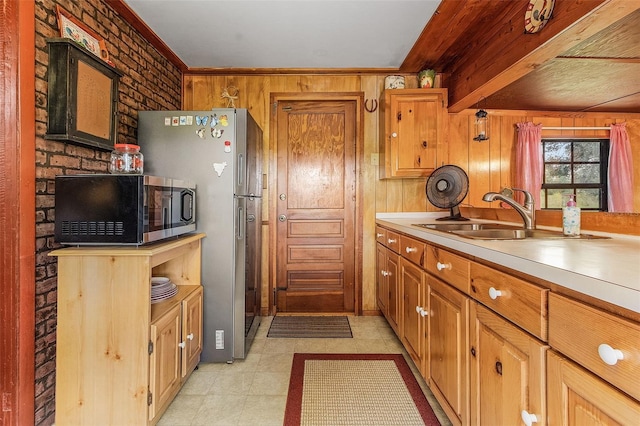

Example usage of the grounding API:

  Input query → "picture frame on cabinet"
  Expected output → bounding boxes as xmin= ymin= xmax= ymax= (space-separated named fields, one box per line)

xmin=56 ymin=5 xmax=109 ymax=62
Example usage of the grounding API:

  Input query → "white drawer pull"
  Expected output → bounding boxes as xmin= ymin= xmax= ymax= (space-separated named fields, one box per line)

xmin=376 ymin=233 xmax=384 ymax=238
xmin=521 ymin=410 xmax=538 ymax=426
xmin=598 ymin=343 xmax=624 ymax=365
xmin=406 ymin=246 xmax=418 ymax=253
xmin=178 ymin=341 xmax=186 ymax=349
xmin=415 ymin=306 xmax=428 ymax=317
xmin=391 ymin=132 xmax=398 ymax=138
xmin=387 ymin=238 xmax=397 ymax=244
xmin=489 ymin=287 xmax=503 ymax=299
xmin=381 ymin=270 xmax=389 ymax=277
xmin=436 ymin=262 xmax=451 ymax=271
xmin=187 ymin=333 xmax=194 ymax=341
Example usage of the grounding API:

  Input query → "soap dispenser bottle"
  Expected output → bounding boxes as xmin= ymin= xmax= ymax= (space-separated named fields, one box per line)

xmin=562 ymin=194 xmax=581 ymax=236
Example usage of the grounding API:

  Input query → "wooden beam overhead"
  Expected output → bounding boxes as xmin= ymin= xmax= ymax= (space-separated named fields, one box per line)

xmin=446 ymin=0 xmax=640 ymax=112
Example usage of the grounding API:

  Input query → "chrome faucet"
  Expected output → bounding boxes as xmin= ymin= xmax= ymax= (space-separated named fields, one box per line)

xmin=482 ymin=188 xmax=536 ymax=230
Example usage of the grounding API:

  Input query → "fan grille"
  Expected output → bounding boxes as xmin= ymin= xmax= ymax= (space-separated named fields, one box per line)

xmin=426 ymin=165 xmax=469 ymax=221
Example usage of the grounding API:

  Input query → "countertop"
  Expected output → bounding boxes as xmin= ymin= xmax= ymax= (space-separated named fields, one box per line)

xmin=376 ymin=213 xmax=640 ymax=314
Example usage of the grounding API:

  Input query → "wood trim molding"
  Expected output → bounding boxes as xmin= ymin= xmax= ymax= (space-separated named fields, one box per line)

xmin=1 ymin=0 xmax=36 ymax=424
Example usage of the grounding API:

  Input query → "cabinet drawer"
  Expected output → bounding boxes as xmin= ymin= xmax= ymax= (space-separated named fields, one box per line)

xmin=375 ymin=226 xmax=387 ymax=245
xmin=385 ymin=230 xmax=401 ymax=253
xmin=400 ymin=235 xmax=425 ymax=266
xmin=426 ymin=246 xmax=470 ymax=294
xmin=549 ymin=293 xmax=640 ymax=401
xmin=470 ymin=262 xmax=548 ymax=341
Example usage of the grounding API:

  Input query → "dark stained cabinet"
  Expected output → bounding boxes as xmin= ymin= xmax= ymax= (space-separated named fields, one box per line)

xmin=46 ymin=38 xmax=122 ymax=150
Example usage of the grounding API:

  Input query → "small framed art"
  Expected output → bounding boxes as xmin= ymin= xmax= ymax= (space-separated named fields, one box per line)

xmin=56 ymin=5 xmax=109 ymax=62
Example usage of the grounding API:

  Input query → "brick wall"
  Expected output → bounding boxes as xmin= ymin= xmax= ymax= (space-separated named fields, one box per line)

xmin=34 ymin=1 xmax=182 ymax=424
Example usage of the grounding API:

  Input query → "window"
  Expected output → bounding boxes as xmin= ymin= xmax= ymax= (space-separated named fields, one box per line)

xmin=541 ymin=139 xmax=609 ymax=211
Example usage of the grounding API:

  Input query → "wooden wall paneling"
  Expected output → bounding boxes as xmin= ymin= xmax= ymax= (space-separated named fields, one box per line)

xmin=468 ymin=114 xmax=491 ymax=207
xmin=500 ymin=115 xmax=521 ymax=191
xmin=361 ymin=75 xmax=381 ymax=313
xmin=385 ymin=179 xmax=405 ymax=212
xmin=402 ymin=179 xmax=428 ymax=212
xmin=447 ymin=113 xmax=471 ymax=208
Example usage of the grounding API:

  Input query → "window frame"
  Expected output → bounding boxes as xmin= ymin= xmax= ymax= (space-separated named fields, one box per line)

xmin=540 ymin=138 xmax=609 ymax=211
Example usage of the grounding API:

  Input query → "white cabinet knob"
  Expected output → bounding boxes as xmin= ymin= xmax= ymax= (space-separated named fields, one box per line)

xmin=387 ymin=238 xmax=397 ymax=244
xmin=489 ymin=287 xmax=503 ymax=299
xmin=187 ymin=333 xmax=194 ymax=341
xmin=436 ymin=262 xmax=451 ymax=271
xmin=376 ymin=233 xmax=384 ymax=238
xmin=406 ymin=246 xmax=417 ymax=253
xmin=381 ymin=270 xmax=389 ymax=277
xmin=598 ymin=343 xmax=624 ymax=365
xmin=178 ymin=341 xmax=186 ymax=349
xmin=415 ymin=305 xmax=421 ymax=313
xmin=521 ymin=410 xmax=538 ymax=426
xmin=415 ymin=306 xmax=428 ymax=317
xmin=391 ymin=132 xmax=398 ymax=138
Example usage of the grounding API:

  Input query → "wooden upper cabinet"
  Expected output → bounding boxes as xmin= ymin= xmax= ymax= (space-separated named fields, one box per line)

xmin=379 ymin=89 xmax=447 ymax=178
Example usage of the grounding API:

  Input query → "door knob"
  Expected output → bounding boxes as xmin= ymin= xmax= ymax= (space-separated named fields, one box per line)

xmin=278 ymin=214 xmax=287 ymax=222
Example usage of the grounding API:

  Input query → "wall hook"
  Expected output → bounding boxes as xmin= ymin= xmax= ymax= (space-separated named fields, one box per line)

xmin=364 ymin=99 xmax=378 ymax=113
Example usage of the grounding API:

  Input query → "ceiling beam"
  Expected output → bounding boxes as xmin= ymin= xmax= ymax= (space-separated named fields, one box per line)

xmin=446 ymin=0 xmax=640 ymax=112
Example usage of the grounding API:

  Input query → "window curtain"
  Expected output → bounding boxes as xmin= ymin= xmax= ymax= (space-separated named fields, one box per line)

xmin=608 ymin=122 xmax=634 ymax=212
xmin=515 ymin=122 xmax=543 ymax=208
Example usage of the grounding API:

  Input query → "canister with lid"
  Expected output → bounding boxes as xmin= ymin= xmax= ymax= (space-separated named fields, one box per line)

xmin=109 ymin=143 xmax=144 ymax=174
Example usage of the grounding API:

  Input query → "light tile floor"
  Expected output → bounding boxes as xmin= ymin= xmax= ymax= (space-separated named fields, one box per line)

xmin=158 ymin=316 xmax=451 ymax=426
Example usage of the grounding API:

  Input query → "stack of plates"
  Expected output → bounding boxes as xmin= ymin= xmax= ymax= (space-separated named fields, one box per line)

xmin=151 ymin=276 xmax=178 ymax=304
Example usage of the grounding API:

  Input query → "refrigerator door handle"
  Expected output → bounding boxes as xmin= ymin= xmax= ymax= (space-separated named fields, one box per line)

xmin=237 ymin=153 xmax=245 ymax=187
xmin=237 ymin=205 xmax=244 ymax=240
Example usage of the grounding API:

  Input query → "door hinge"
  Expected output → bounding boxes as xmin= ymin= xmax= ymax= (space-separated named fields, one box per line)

xmin=147 ymin=390 xmax=152 ymax=406
xmin=397 ymin=112 xmax=402 ymax=121
xmin=148 ymin=340 xmax=154 ymax=355
xmin=272 ymin=101 xmax=278 ymax=113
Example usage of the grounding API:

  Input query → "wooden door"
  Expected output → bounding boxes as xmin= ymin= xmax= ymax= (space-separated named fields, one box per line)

xmin=376 ymin=243 xmax=389 ymax=314
xmin=275 ymin=98 xmax=357 ymax=312
xmin=149 ymin=304 xmax=181 ymax=421
xmin=547 ymin=351 xmax=640 ymax=426
xmin=470 ymin=303 xmax=547 ymax=426
xmin=428 ymin=275 xmax=469 ymax=426
xmin=386 ymin=251 xmax=401 ymax=335
xmin=182 ymin=287 xmax=203 ymax=378
xmin=401 ymin=258 xmax=425 ymax=372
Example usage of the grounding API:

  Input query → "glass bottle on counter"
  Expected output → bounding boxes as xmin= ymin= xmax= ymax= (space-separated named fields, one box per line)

xmin=109 ymin=143 xmax=144 ymax=174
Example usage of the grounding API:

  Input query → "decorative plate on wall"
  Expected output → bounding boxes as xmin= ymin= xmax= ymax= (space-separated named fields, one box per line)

xmin=525 ymin=0 xmax=556 ymax=33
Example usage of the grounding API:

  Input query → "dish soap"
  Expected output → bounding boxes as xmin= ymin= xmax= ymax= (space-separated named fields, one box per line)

xmin=562 ymin=194 xmax=581 ymax=236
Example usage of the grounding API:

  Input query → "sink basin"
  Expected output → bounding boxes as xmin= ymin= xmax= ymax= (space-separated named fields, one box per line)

xmin=451 ymin=228 xmax=610 ymax=240
xmin=413 ymin=223 xmax=610 ymax=240
xmin=413 ymin=222 xmax=519 ymax=231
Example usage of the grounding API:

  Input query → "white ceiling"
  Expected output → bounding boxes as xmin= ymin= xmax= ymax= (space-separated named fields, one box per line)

xmin=123 ymin=0 xmax=441 ymax=69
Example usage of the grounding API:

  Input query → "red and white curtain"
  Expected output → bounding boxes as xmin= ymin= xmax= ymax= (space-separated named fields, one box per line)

xmin=515 ymin=122 xmax=543 ymax=209
xmin=608 ymin=122 xmax=634 ymax=212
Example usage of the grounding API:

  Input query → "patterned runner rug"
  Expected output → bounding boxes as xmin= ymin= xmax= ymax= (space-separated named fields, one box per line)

xmin=267 ymin=316 xmax=352 ymax=338
xmin=284 ymin=353 xmax=441 ymax=425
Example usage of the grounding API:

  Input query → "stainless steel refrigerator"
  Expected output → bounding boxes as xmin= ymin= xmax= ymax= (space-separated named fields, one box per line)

xmin=138 ymin=108 xmax=262 ymax=363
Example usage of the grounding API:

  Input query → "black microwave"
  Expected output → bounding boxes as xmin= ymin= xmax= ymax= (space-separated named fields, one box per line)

xmin=55 ymin=174 xmax=196 ymax=245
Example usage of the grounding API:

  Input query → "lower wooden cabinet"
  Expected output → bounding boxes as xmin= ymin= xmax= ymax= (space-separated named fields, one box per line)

xmin=51 ymin=234 xmax=205 ymax=426
xmin=400 ymin=258 xmax=426 ymax=375
xmin=149 ymin=304 xmax=182 ymax=421
xmin=427 ymin=275 xmax=469 ymax=426
xmin=149 ymin=286 xmax=203 ymax=423
xmin=376 ymin=243 xmax=401 ymax=336
xmin=547 ymin=350 xmax=640 ymax=425
xmin=469 ymin=302 xmax=548 ymax=426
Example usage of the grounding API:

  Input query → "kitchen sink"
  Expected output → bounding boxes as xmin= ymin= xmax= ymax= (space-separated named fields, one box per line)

xmin=414 ymin=222 xmax=520 ymax=232
xmin=413 ymin=223 xmax=610 ymax=240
